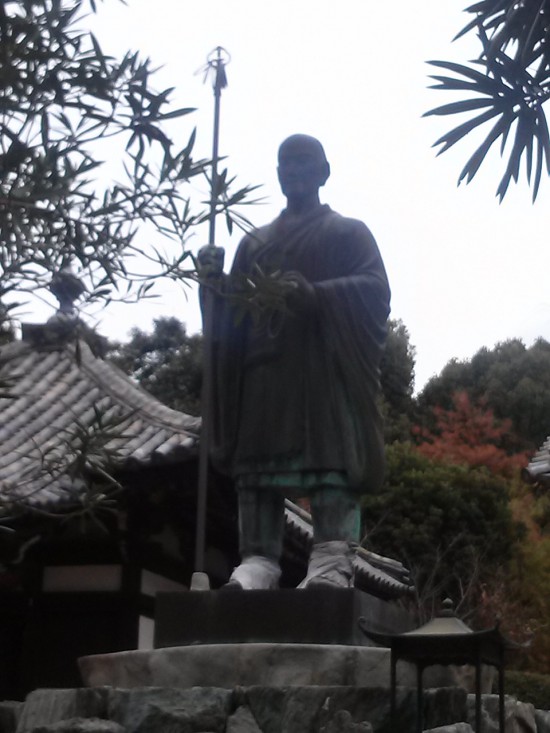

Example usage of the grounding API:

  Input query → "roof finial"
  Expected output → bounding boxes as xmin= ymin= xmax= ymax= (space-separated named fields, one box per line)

xmin=49 ymin=267 xmax=86 ymax=316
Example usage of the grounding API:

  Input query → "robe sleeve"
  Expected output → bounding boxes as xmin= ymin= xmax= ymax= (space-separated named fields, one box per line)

xmin=203 ymin=234 xmax=256 ymax=475
xmin=312 ymin=219 xmax=390 ymax=491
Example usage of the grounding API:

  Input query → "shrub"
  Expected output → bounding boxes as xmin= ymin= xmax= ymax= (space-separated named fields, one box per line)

xmin=504 ymin=670 xmax=550 ymax=710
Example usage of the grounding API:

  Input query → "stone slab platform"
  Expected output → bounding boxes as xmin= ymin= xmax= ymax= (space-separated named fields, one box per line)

xmin=79 ymin=643 xmax=409 ymax=689
xmin=78 ymin=643 xmax=470 ymax=692
xmin=154 ymin=587 xmax=412 ymax=648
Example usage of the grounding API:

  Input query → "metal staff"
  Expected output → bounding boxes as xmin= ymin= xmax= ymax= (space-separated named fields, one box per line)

xmin=193 ymin=47 xmax=230 ymax=585
xmin=207 ymin=47 xmax=229 ymax=246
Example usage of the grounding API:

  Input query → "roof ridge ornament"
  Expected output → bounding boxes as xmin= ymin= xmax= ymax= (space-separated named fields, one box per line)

xmin=439 ymin=597 xmax=457 ymax=618
xmin=21 ymin=268 xmax=106 ymax=356
xmin=49 ymin=267 xmax=86 ymax=317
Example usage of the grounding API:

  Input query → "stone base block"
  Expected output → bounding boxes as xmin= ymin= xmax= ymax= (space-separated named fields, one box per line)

xmin=78 ymin=643 xmax=479 ymax=693
xmin=78 ymin=644 xmax=409 ymax=690
xmin=154 ymin=588 xmax=413 ymax=648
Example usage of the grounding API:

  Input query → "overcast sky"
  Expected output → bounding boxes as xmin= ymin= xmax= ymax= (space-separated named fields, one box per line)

xmin=77 ymin=0 xmax=550 ymax=392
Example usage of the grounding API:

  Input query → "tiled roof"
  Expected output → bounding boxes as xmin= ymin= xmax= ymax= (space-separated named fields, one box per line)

xmin=0 ymin=318 xmax=200 ymax=507
xmin=523 ymin=437 xmax=550 ymax=485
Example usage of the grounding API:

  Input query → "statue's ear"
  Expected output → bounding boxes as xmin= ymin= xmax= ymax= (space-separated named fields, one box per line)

xmin=320 ymin=161 xmax=331 ymax=187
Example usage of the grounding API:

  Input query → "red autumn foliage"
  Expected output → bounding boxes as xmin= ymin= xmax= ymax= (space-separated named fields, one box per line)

xmin=414 ymin=391 xmax=530 ymax=478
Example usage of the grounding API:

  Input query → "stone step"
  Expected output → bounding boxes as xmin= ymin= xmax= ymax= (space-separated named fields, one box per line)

xmin=78 ymin=643 xmax=494 ymax=692
xmin=78 ymin=644 xmax=416 ymax=690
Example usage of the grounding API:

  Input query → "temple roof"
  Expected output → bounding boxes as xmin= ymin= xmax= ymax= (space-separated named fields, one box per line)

xmin=0 ymin=314 xmax=412 ymax=598
xmin=0 ymin=317 xmax=200 ymax=507
xmin=523 ymin=436 xmax=550 ymax=486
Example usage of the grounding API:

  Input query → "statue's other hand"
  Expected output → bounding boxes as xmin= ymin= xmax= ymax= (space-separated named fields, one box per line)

xmin=197 ymin=244 xmax=225 ymax=279
xmin=281 ymin=271 xmax=316 ymax=314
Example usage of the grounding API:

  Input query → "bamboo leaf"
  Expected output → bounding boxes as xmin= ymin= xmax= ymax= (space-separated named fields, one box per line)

xmin=41 ymin=111 xmax=50 ymax=148
xmin=89 ymin=33 xmax=109 ymax=74
xmin=157 ymin=107 xmax=196 ymax=121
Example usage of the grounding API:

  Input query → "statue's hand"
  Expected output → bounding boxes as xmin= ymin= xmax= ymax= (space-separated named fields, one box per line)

xmin=281 ymin=271 xmax=316 ymax=314
xmin=197 ymin=244 xmax=225 ymax=279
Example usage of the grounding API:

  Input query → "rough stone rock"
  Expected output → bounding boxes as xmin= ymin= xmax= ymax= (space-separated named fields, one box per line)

xmin=239 ymin=686 xmax=416 ymax=733
xmin=27 ymin=718 xmax=125 ymax=733
xmin=106 ymin=687 xmax=233 ymax=733
xmin=17 ymin=690 xmax=109 ymax=733
xmin=121 ymin=705 xmax=193 ymax=733
xmin=0 ymin=701 xmax=23 ymax=733
xmin=225 ymin=706 xmax=263 ymax=733
xmin=449 ymin=664 xmax=495 ymax=694
xmin=423 ymin=725 xmax=473 ymax=733
xmin=318 ymin=710 xmax=373 ymax=732
xmin=423 ymin=688 xmax=468 ymax=730
xmin=466 ymin=694 xmax=536 ymax=733
xmin=535 ymin=709 xmax=550 ymax=733
xmin=421 ymin=665 xmax=494 ymax=695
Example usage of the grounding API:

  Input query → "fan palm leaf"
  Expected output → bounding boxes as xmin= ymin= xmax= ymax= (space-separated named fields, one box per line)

xmin=427 ymin=0 xmax=550 ymax=200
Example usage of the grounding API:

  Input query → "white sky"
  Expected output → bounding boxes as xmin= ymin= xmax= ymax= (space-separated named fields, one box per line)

xmin=50 ymin=0 xmax=550 ymax=391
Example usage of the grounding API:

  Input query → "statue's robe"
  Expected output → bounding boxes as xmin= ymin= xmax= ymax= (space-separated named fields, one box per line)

xmin=207 ymin=204 xmax=390 ymax=496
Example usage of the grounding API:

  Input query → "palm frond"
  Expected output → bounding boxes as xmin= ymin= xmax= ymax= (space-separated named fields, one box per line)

xmin=458 ymin=115 xmax=510 ymax=183
xmin=426 ymin=12 xmax=550 ymax=201
xmin=430 ymin=106 xmax=503 ymax=155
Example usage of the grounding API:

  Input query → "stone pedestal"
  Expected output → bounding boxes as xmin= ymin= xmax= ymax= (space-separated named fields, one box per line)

xmin=79 ymin=643 xmax=413 ymax=690
xmin=154 ymin=587 xmax=413 ymax=648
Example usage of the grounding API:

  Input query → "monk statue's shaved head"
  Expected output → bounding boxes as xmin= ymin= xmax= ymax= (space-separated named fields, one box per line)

xmin=278 ymin=134 xmax=328 ymax=164
xmin=277 ymin=134 xmax=330 ymax=210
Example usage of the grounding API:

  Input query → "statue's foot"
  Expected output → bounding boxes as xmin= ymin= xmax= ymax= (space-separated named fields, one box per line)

xmin=303 ymin=571 xmax=352 ymax=589
xmin=219 ymin=579 xmax=244 ymax=591
xmin=224 ymin=554 xmax=281 ymax=590
xmin=298 ymin=540 xmax=355 ymax=589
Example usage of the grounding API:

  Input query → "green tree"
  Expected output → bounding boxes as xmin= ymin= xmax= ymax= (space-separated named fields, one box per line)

xmin=108 ymin=317 xmax=203 ymax=415
xmin=418 ymin=338 xmax=550 ymax=450
xmin=379 ymin=319 xmax=416 ymax=443
xmin=476 ymin=536 xmax=550 ymax=672
xmin=363 ymin=442 xmax=521 ymax=622
xmin=425 ymin=0 xmax=550 ymax=200
xmin=0 ymin=0 xmax=253 ymax=323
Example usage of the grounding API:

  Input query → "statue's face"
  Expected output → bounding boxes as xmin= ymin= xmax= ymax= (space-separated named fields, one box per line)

xmin=277 ymin=137 xmax=330 ymax=201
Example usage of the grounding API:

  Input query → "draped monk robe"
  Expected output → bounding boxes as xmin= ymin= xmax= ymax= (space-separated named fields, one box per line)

xmin=206 ymin=204 xmax=391 ymax=496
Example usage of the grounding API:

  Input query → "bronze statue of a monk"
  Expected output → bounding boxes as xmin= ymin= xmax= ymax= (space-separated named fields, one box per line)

xmin=199 ymin=134 xmax=390 ymax=590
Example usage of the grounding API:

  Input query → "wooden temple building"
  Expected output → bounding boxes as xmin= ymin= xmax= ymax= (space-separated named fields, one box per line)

xmin=0 ymin=302 xmax=412 ymax=700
